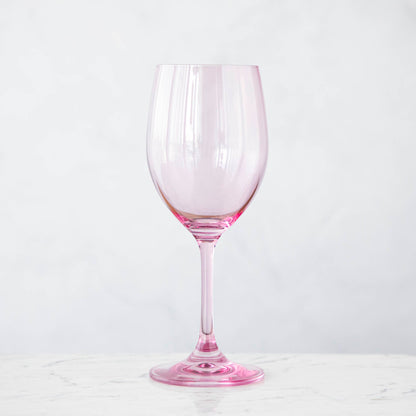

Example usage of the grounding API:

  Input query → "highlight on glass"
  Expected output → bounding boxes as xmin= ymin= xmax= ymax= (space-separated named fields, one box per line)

xmin=146 ymin=64 xmax=268 ymax=386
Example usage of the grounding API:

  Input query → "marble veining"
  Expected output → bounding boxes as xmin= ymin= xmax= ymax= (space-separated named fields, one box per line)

xmin=0 ymin=354 xmax=415 ymax=415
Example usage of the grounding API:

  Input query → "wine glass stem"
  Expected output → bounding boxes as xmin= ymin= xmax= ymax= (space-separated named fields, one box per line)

xmin=199 ymin=240 xmax=215 ymax=336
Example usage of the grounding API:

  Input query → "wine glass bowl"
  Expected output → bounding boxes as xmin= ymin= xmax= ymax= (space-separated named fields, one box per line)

xmin=147 ymin=64 xmax=268 ymax=241
xmin=147 ymin=64 xmax=268 ymax=386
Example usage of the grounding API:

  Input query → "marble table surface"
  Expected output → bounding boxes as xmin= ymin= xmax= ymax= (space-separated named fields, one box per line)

xmin=1 ymin=354 xmax=415 ymax=415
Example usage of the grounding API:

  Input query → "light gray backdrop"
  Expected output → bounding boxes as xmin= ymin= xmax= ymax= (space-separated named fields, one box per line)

xmin=0 ymin=0 xmax=415 ymax=353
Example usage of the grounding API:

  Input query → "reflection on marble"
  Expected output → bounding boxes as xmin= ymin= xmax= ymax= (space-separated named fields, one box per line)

xmin=0 ymin=354 xmax=415 ymax=415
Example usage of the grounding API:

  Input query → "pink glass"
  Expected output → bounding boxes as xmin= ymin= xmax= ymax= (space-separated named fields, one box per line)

xmin=147 ymin=64 xmax=268 ymax=387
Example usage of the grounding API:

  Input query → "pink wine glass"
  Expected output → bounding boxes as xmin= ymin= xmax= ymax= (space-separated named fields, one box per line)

xmin=147 ymin=64 xmax=268 ymax=387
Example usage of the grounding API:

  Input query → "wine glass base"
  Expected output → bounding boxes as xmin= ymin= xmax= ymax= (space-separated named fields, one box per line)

xmin=150 ymin=357 xmax=264 ymax=387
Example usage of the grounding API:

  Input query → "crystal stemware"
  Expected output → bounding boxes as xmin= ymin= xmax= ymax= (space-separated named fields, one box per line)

xmin=147 ymin=64 xmax=268 ymax=386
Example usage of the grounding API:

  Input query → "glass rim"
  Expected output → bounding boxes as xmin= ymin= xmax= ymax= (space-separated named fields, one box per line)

xmin=156 ymin=64 xmax=259 ymax=69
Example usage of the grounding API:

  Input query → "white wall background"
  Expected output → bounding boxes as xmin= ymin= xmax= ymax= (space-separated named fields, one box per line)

xmin=0 ymin=0 xmax=415 ymax=354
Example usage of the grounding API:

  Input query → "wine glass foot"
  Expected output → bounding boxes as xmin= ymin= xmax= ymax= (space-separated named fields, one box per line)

xmin=149 ymin=353 xmax=264 ymax=387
